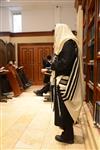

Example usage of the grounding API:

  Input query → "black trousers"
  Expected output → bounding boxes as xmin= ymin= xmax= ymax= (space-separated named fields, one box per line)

xmin=0 ymin=74 xmax=12 ymax=94
xmin=17 ymin=68 xmax=30 ymax=88
xmin=39 ymin=82 xmax=50 ymax=94
xmin=54 ymin=86 xmax=74 ymax=141
xmin=61 ymin=108 xmax=74 ymax=141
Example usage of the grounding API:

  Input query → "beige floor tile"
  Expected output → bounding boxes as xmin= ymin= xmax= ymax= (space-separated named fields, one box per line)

xmin=0 ymin=85 xmax=98 ymax=150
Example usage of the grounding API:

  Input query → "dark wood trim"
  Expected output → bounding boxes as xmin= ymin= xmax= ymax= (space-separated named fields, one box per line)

xmin=0 ymin=32 xmax=11 ymax=36
xmin=17 ymin=43 xmax=54 ymax=49
xmin=18 ymin=42 xmax=53 ymax=45
xmin=0 ymin=31 xmax=54 ymax=37
xmin=0 ymin=30 xmax=77 ymax=37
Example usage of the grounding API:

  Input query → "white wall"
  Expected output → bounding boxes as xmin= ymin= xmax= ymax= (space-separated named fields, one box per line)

xmin=22 ymin=6 xmax=54 ymax=32
xmin=61 ymin=5 xmax=77 ymax=30
xmin=0 ymin=3 xmax=77 ymax=32
xmin=0 ymin=7 xmax=11 ymax=32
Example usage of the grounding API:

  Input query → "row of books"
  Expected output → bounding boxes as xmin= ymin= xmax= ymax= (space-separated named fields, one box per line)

xmin=89 ymin=65 xmax=94 ymax=83
xmin=89 ymin=44 xmax=94 ymax=60
xmin=89 ymin=24 xmax=95 ymax=42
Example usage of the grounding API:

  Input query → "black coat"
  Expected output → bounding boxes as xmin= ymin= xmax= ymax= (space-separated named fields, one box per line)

xmin=51 ymin=39 xmax=77 ymax=76
xmin=43 ymin=59 xmax=51 ymax=84
xmin=51 ymin=39 xmax=77 ymax=128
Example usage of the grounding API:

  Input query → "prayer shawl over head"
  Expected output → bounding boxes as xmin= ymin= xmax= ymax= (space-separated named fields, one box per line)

xmin=53 ymin=23 xmax=84 ymax=122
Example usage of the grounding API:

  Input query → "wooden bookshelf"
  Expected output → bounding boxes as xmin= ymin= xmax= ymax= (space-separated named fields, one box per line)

xmin=82 ymin=0 xmax=100 ymax=111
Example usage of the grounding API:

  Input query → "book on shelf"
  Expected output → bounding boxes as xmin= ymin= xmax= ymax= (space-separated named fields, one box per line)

xmin=88 ymin=60 xmax=94 ymax=65
xmin=89 ymin=80 xmax=94 ymax=86
xmin=97 ymin=63 xmax=100 ymax=85
xmin=98 ymin=83 xmax=100 ymax=88
xmin=94 ymin=101 xmax=100 ymax=128
xmin=90 ymin=44 xmax=94 ymax=60
xmin=88 ymin=88 xmax=93 ymax=101
xmin=88 ymin=81 xmax=94 ymax=90
xmin=89 ymin=65 xmax=94 ymax=83
xmin=98 ymin=51 xmax=100 ymax=55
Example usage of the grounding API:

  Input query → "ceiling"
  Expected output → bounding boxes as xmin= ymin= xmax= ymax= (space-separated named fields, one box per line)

xmin=0 ymin=0 xmax=75 ymax=7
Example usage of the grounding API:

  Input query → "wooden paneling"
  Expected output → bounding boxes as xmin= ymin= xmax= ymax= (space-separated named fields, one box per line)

xmin=0 ymin=39 xmax=15 ymax=67
xmin=18 ymin=43 xmax=53 ymax=85
xmin=6 ymin=42 xmax=15 ymax=63
xmin=0 ymin=31 xmax=54 ymax=37
xmin=0 ymin=39 xmax=7 ymax=66
xmin=6 ymin=64 xmax=23 ymax=97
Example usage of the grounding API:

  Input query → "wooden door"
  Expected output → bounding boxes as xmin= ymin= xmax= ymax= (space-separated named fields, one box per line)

xmin=18 ymin=43 xmax=53 ymax=85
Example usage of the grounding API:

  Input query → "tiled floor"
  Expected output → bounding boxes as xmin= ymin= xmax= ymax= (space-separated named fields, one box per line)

xmin=0 ymin=86 xmax=99 ymax=150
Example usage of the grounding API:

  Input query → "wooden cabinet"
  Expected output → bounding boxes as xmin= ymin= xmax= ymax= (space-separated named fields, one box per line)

xmin=18 ymin=43 xmax=53 ymax=85
xmin=0 ymin=39 xmax=15 ymax=67
xmin=6 ymin=64 xmax=23 ymax=97
xmin=82 ymin=0 xmax=100 ymax=111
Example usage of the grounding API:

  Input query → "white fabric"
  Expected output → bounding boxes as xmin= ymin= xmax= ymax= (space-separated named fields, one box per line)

xmin=50 ymin=71 xmax=55 ymax=85
xmin=54 ymin=24 xmax=78 ymax=55
xmin=64 ymin=75 xmax=83 ymax=122
xmin=53 ymin=23 xmax=85 ymax=122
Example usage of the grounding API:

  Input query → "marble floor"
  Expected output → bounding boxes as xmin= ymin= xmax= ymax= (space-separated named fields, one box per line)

xmin=0 ymin=86 xmax=99 ymax=150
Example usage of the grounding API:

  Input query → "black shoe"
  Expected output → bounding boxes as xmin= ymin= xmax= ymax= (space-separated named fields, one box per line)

xmin=55 ymin=135 xmax=74 ymax=144
xmin=33 ymin=90 xmax=39 ymax=94
xmin=36 ymin=92 xmax=43 ymax=96
xmin=43 ymin=98 xmax=51 ymax=102
xmin=33 ymin=90 xmax=43 ymax=96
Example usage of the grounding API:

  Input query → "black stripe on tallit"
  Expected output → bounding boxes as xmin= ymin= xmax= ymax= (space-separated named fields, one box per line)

xmin=63 ymin=63 xmax=79 ymax=101
xmin=70 ymin=66 xmax=79 ymax=100
xmin=59 ymin=78 xmax=68 ymax=85
xmin=60 ymin=90 xmax=65 ymax=96
xmin=62 ymin=59 xmax=79 ymax=100
xmin=61 ymin=58 xmax=78 ymax=99
xmin=60 ymin=89 xmax=65 ymax=92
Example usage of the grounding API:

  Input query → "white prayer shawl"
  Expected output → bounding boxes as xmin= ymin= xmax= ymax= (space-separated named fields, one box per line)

xmin=53 ymin=24 xmax=84 ymax=122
